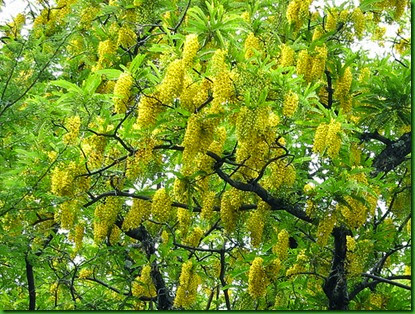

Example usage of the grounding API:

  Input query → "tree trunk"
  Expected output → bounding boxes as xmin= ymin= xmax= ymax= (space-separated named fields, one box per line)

xmin=323 ymin=226 xmax=351 ymax=310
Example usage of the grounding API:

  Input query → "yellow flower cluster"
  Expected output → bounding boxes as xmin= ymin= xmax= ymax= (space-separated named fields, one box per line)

xmin=286 ymin=250 xmax=307 ymax=277
xmin=174 ymin=261 xmax=201 ymax=308
xmin=74 ymin=222 xmax=84 ymax=252
xmin=247 ymin=209 xmax=265 ymax=247
xmin=346 ymin=235 xmax=356 ymax=251
xmin=67 ymin=38 xmax=84 ymax=55
xmin=236 ymin=106 xmax=256 ymax=139
xmin=122 ymin=199 xmax=151 ymax=231
xmin=196 ymin=126 xmax=226 ymax=173
xmin=273 ymin=229 xmax=289 ymax=260
xmin=311 ymin=45 xmax=328 ymax=81
xmin=79 ymin=268 xmax=92 ymax=279
xmin=392 ymin=0 xmax=406 ymax=19
xmin=335 ymin=67 xmax=352 ymax=102
xmin=177 ymin=208 xmax=191 ymax=236
xmin=339 ymin=196 xmax=367 ymax=229
xmin=7 ymin=13 xmax=25 ymax=37
xmin=185 ymin=227 xmax=204 ymax=247
xmin=352 ymin=8 xmax=365 ymax=39
xmin=135 ymin=94 xmax=163 ymax=128
xmin=220 ymin=188 xmax=242 ymax=233
xmin=182 ymin=34 xmax=199 ymax=68
xmin=109 ymin=225 xmax=121 ymax=244
xmin=248 ymin=257 xmax=268 ymax=299
xmin=244 ymin=32 xmax=261 ymax=60
xmin=132 ymin=265 xmax=157 ymax=298
xmin=57 ymin=200 xmax=78 ymax=229
xmin=96 ymin=39 xmax=115 ymax=70
xmin=126 ymin=136 xmax=157 ymax=179
xmin=113 ymin=72 xmax=133 ymax=114
xmin=151 ymin=188 xmax=172 ymax=223
xmin=235 ymin=106 xmax=280 ymax=180
xmin=305 ymin=199 xmax=315 ymax=217
xmin=180 ymin=76 xmax=199 ymax=112
xmin=395 ymin=38 xmax=409 ymax=55
xmin=241 ymin=11 xmax=250 ymax=22
xmin=346 ymin=239 xmax=373 ymax=277
xmin=63 ymin=115 xmax=81 ymax=145
xmin=282 ymin=90 xmax=299 ymax=117
xmin=326 ymin=8 xmax=338 ymax=32
xmin=312 ymin=26 xmax=323 ymax=41
xmin=201 ymin=191 xmax=216 ymax=220
xmin=158 ymin=59 xmax=185 ymax=104
xmin=51 ymin=161 xmax=79 ymax=196
xmin=279 ymin=44 xmax=295 ymax=67
xmin=312 ymin=119 xmax=342 ymax=158
xmin=81 ymin=135 xmax=107 ymax=169
xmin=117 ymin=26 xmax=137 ymax=48
xmin=181 ymin=113 xmax=215 ymax=175
xmin=173 ymin=178 xmax=188 ymax=204
xmin=212 ymin=70 xmax=233 ymax=109
xmin=326 ymin=120 xmax=342 ymax=158
xmin=296 ymin=50 xmax=312 ymax=82
xmin=316 ymin=214 xmax=336 ymax=247
xmin=79 ymin=7 xmax=99 ymax=26
xmin=93 ymin=197 xmax=122 ymax=243
xmin=161 ymin=230 xmax=169 ymax=244
xmin=286 ymin=0 xmax=311 ymax=30
xmin=211 ymin=49 xmax=233 ymax=109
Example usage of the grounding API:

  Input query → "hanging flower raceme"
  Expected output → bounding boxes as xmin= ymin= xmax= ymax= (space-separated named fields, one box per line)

xmin=316 ymin=214 xmax=336 ymax=247
xmin=174 ymin=260 xmax=201 ymax=309
xmin=132 ymin=265 xmax=157 ymax=298
xmin=117 ymin=26 xmax=137 ymax=48
xmin=248 ymin=257 xmax=268 ymax=298
xmin=151 ymin=188 xmax=172 ymax=223
xmin=122 ymin=199 xmax=151 ymax=231
xmin=273 ymin=229 xmax=289 ymax=260
xmin=63 ymin=115 xmax=81 ymax=145
xmin=282 ymin=90 xmax=299 ymax=117
xmin=113 ymin=72 xmax=133 ymax=114
xmin=296 ymin=50 xmax=312 ymax=82
xmin=312 ymin=119 xmax=342 ymax=159
xmin=220 ymin=188 xmax=242 ymax=233
xmin=244 ymin=32 xmax=261 ymax=60
xmin=279 ymin=44 xmax=295 ymax=67
xmin=157 ymin=59 xmax=185 ymax=104
xmin=182 ymin=34 xmax=199 ymax=68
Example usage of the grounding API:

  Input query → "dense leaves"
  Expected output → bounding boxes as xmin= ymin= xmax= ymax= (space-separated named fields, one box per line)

xmin=0 ymin=0 xmax=411 ymax=310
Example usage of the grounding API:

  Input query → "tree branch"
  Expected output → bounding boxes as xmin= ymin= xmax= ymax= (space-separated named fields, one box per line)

xmin=25 ymin=256 xmax=36 ymax=310
xmin=361 ymin=273 xmax=411 ymax=291
xmin=371 ymin=132 xmax=411 ymax=176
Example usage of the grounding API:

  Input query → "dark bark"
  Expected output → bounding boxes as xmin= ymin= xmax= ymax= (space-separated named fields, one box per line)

xmin=151 ymin=264 xmax=173 ymax=310
xmin=25 ymin=256 xmax=36 ymax=310
xmin=115 ymin=220 xmax=173 ymax=310
xmin=323 ymin=226 xmax=351 ymax=310
xmin=371 ymin=132 xmax=411 ymax=176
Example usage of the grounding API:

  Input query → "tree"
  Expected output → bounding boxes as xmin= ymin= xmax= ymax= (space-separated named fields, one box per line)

xmin=0 ymin=0 xmax=411 ymax=310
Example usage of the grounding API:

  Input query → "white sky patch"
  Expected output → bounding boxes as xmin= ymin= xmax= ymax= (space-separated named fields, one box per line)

xmin=0 ymin=0 xmax=26 ymax=23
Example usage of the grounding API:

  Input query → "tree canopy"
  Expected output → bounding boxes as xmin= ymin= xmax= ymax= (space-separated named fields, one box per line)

xmin=0 ymin=0 xmax=411 ymax=310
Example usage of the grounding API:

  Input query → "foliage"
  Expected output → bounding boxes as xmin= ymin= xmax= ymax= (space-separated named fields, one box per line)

xmin=0 ymin=0 xmax=411 ymax=310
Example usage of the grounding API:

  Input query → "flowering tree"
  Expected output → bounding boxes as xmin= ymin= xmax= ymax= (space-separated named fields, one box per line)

xmin=0 ymin=0 xmax=411 ymax=310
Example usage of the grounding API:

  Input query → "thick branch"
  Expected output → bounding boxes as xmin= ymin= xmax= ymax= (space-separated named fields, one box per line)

xmin=25 ymin=256 xmax=36 ymax=310
xmin=371 ymin=132 xmax=411 ymax=176
xmin=359 ymin=130 xmax=392 ymax=145
xmin=323 ymin=226 xmax=351 ymax=310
